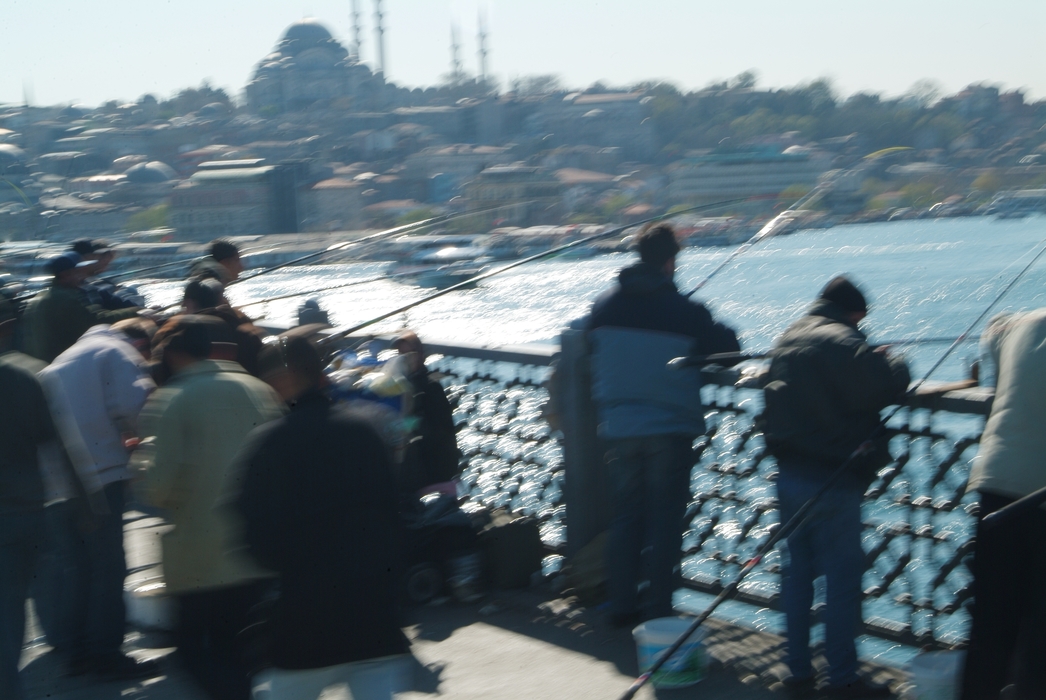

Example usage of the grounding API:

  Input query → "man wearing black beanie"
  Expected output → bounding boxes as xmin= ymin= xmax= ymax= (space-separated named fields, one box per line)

xmin=586 ymin=223 xmax=739 ymax=626
xmin=763 ymin=275 xmax=909 ymax=698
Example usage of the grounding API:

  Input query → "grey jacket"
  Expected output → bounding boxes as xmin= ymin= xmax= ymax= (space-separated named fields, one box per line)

xmin=589 ymin=326 xmax=706 ymax=439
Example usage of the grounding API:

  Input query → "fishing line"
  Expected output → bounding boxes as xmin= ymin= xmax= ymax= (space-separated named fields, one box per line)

xmin=683 ymin=188 xmax=825 ymax=299
xmin=321 ymin=197 xmax=755 ymax=344
xmin=227 ymin=202 xmax=534 ymax=287
xmin=618 ymin=236 xmax=1046 ymax=700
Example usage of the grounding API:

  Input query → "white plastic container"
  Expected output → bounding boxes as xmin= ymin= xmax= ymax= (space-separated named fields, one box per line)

xmin=632 ymin=617 xmax=707 ymax=689
xmin=908 ymin=651 xmax=965 ymax=700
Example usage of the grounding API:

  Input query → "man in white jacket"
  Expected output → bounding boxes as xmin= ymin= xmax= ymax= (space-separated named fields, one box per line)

xmin=38 ymin=320 xmax=158 ymax=680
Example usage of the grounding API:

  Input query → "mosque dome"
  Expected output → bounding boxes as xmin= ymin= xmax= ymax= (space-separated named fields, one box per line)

xmin=282 ymin=19 xmax=334 ymax=44
xmin=125 ymin=161 xmax=177 ymax=184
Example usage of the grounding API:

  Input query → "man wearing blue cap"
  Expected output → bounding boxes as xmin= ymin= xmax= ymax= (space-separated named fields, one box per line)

xmin=23 ymin=252 xmax=141 ymax=363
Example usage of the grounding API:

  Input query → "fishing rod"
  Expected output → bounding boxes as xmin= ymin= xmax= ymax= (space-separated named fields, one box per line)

xmin=234 ymin=274 xmax=396 ymax=309
xmin=321 ymin=197 xmax=756 ymax=343
xmin=683 ymin=187 xmax=826 ymax=299
xmin=670 ymin=335 xmax=981 ymax=367
xmin=618 ymin=237 xmax=1046 ymax=700
xmin=108 ymin=243 xmax=279 ymax=281
xmin=227 ymin=202 xmax=533 ymax=288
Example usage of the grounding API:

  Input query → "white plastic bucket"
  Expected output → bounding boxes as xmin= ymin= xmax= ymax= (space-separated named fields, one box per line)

xmin=908 ymin=651 xmax=965 ymax=700
xmin=632 ymin=617 xmax=707 ymax=689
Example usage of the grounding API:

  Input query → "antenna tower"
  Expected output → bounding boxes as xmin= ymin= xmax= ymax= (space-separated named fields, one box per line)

xmin=350 ymin=0 xmax=362 ymax=61
xmin=477 ymin=10 xmax=489 ymax=85
xmin=450 ymin=24 xmax=464 ymax=83
xmin=373 ymin=0 xmax=386 ymax=77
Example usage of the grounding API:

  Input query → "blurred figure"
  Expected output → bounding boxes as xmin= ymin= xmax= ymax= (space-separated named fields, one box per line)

xmin=71 ymin=239 xmax=139 ymax=310
xmin=0 ymin=295 xmax=56 ymax=700
xmin=296 ymin=298 xmax=330 ymax=327
xmin=190 ymin=239 xmax=244 ymax=285
xmin=182 ymin=278 xmax=225 ymax=314
xmin=961 ymin=311 xmax=1046 ymax=698
xmin=151 ymin=279 xmax=265 ymax=384
xmin=239 ymin=333 xmax=410 ymax=700
xmin=23 ymin=252 xmax=141 ymax=363
xmin=391 ymin=331 xmax=461 ymax=495
xmin=36 ymin=318 xmax=157 ymax=680
xmin=763 ymin=277 xmax=909 ymax=698
xmin=140 ymin=316 xmax=283 ymax=700
xmin=587 ymin=223 xmax=739 ymax=625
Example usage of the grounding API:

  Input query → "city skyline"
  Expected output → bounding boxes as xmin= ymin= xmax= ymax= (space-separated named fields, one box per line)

xmin=5 ymin=0 xmax=1046 ymax=107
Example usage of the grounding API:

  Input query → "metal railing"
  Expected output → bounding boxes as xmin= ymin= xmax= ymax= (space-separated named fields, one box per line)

xmin=417 ymin=337 xmax=988 ymax=650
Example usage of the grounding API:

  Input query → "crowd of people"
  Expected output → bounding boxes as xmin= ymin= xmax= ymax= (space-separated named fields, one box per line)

xmin=2 ymin=225 xmax=1043 ymax=700
xmin=0 ymin=239 xmax=456 ymax=700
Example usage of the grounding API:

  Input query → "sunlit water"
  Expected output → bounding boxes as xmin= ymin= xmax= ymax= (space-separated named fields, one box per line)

xmin=136 ymin=215 xmax=1046 ymax=384
xmin=136 ymin=216 xmax=1046 ymax=669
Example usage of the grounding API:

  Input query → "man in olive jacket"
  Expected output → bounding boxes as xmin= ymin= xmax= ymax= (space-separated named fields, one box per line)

xmin=24 ymin=253 xmax=140 ymax=363
xmin=139 ymin=317 xmax=283 ymax=700
xmin=763 ymin=277 xmax=909 ymax=698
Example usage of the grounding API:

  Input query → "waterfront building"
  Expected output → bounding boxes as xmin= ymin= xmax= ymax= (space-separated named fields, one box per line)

xmin=666 ymin=145 xmax=831 ymax=205
xmin=301 ymin=177 xmax=364 ymax=231
xmin=463 ymin=164 xmax=564 ymax=225
xmin=168 ymin=161 xmax=299 ymax=239
xmin=524 ymin=92 xmax=656 ymax=161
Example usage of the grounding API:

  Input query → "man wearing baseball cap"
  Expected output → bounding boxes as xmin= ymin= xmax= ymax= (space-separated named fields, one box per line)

xmin=23 ymin=252 xmax=141 ymax=363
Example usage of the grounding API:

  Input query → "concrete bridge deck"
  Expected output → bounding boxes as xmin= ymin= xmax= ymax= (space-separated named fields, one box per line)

xmin=18 ymin=511 xmax=906 ymax=699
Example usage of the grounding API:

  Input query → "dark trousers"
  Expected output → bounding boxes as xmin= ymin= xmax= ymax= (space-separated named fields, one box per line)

xmin=66 ymin=481 xmax=129 ymax=663
xmin=31 ymin=499 xmax=79 ymax=654
xmin=605 ymin=434 xmax=692 ymax=620
xmin=961 ymin=491 xmax=1046 ymax=700
xmin=175 ymin=581 xmax=265 ymax=700
xmin=0 ymin=510 xmax=45 ymax=700
xmin=776 ymin=464 xmax=865 ymax=687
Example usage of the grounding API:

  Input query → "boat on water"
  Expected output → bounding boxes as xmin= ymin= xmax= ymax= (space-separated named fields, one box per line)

xmin=389 ymin=244 xmax=491 ymax=289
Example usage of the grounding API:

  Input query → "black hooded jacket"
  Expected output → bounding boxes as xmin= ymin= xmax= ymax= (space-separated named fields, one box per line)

xmin=235 ymin=389 xmax=409 ymax=669
xmin=763 ymin=299 xmax=911 ymax=479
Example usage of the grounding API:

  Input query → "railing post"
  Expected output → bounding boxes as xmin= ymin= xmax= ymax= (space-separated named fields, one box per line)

xmin=558 ymin=329 xmax=610 ymax=559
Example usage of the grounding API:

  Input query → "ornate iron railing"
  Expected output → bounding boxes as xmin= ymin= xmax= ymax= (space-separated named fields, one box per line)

xmin=412 ymin=337 xmax=989 ymax=651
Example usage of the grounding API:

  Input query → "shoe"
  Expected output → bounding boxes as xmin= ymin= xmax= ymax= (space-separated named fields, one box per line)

xmin=783 ymin=676 xmax=818 ymax=700
xmin=825 ymin=677 xmax=892 ymax=699
xmin=94 ymin=654 xmax=161 ymax=682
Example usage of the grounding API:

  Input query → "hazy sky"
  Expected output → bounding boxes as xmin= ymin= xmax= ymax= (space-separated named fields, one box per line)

xmin=5 ymin=0 xmax=1046 ymax=107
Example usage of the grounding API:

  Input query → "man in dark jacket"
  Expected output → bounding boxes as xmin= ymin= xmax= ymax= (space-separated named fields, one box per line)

xmin=763 ymin=277 xmax=909 ymax=699
xmin=0 ymin=296 xmax=57 ymax=699
xmin=587 ymin=223 xmax=739 ymax=625
xmin=392 ymin=331 xmax=461 ymax=495
xmin=237 ymin=334 xmax=410 ymax=699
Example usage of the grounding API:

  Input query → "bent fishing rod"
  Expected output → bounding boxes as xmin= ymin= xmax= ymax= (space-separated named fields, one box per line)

xmin=227 ymin=202 xmax=534 ymax=288
xmin=683 ymin=187 xmax=826 ymax=299
xmin=321 ymin=196 xmax=755 ymax=344
xmin=618 ymin=237 xmax=1046 ymax=700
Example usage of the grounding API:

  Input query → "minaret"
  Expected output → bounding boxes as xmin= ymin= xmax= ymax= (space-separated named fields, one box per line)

xmin=477 ymin=11 xmax=489 ymax=85
xmin=350 ymin=0 xmax=362 ymax=62
xmin=450 ymin=23 xmax=464 ymax=83
xmin=373 ymin=0 xmax=386 ymax=77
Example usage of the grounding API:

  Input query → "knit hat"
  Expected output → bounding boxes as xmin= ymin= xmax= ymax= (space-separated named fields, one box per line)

xmin=819 ymin=276 xmax=868 ymax=314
